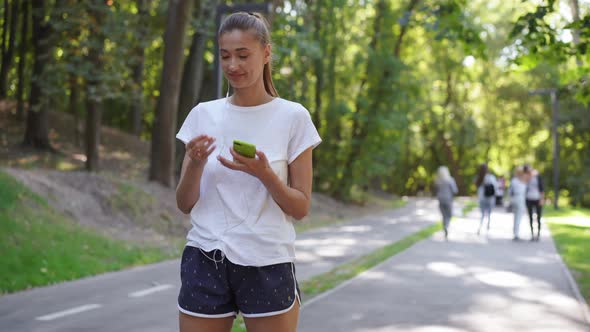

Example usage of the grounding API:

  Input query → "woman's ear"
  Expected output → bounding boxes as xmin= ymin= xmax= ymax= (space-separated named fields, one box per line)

xmin=264 ymin=43 xmax=271 ymax=64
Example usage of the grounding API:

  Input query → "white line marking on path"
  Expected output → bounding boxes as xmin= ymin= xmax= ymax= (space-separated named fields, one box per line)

xmin=128 ymin=284 xmax=174 ymax=298
xmin=36 ymin=304 xmax=102 ymax=321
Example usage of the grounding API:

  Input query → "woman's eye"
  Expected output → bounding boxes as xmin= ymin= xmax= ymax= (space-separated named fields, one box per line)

xmin=221 ymin=56 xmax=229 ymax=60
xmin=239 ymin=55 xmax=248 ymax=59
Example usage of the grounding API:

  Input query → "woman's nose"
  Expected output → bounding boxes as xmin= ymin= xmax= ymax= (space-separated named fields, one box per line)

xmin=228 ymin=58 xmax=238 ymax=70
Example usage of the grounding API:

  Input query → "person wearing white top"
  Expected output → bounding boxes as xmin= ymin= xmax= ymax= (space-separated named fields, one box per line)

xmin=175 ymin=12 xmax=321 ymax=332
xmin=434 ymin=166 xmax=458 ymax=239
xmin=475 ymin=163 xmax=497 ymax=235
xmin=509 ymin=166 xmax=529 ymax=241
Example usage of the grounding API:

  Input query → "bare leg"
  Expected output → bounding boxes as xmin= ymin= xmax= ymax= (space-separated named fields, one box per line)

xmin=179 ymin=311 xmax=234 ymax=332
xmin=243 ymin=301 xmax=300 ymax=332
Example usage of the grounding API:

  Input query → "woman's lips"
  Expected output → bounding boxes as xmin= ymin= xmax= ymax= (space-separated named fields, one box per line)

xmin=228 ymin=73 xmax=245 ymax=80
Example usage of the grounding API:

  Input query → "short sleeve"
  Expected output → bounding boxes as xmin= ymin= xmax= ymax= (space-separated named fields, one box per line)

xmin=287 ymin=105 xmax=322 ymax=164
xmin=176 ymin=105 xmax=200 ymax=144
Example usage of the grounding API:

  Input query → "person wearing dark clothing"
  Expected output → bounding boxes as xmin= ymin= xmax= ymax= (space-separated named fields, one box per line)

xmin=524 ymin=165 xmax=544 ymax=241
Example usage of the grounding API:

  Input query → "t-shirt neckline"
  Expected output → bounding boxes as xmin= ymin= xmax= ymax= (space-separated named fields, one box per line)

xmin=224 ymin=97 xmax=280 ymax=112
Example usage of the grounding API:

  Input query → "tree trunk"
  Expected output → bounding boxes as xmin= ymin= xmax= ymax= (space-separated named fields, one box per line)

xmin=84 ymin=0 xmax=108 ymax=172
xmin=175 ymin=0 xmax=212 ymax=173
xmin=570 ymin=0 xmax=580 ymax=44
xmin=312 ymin=0 xmax=323 ymax=130
xmin=16 ymin=0 xmax=29 ymax=120
xmin=23 ymin=0 xmax=53 ymax=149
xmin=69 ymin=74 xmax=80 ymax=146
xmin=149 ymin=0 xmax=194 ymax=187
xmin=311 ymin=0 xmax=324 ymax=188
xmin=0 ymin=0 xmax=19 ymax=97
xmin=85 ymin=87 xmax=101 ymax=171
xmin=177 ymin=0 xmax=210 ymax=125
xmin=130 ymin=0 xmax=150 ymax=136
xmin=1 ymin=0 xmax=8 ymax=81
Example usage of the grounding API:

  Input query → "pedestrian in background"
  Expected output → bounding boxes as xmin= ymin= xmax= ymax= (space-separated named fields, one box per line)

xmin=524 ymin=164 xmax=544 ymax=241
xmin=474 ymin=163 xmax=497 ymax=235
xmin=496 ymin=175 xmax=506 ymax=207
xmin=509 ymin=166 xmax=528 ymax=241
xmin=435 ymin=166 xmax=458 ymax=239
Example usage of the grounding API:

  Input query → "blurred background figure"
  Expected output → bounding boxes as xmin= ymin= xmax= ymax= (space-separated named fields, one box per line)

xmin=434 ymin=166 xmax=458 ymax=240
xmin=509 ymin=166 xmax=528 ymax=241
xmin=496 ymin=175 xmax=506 ymax=207
xmin=475 ymin=163 xmax=497 ymax=235
xmin=524 ymin=164 xmax=544 ymax=241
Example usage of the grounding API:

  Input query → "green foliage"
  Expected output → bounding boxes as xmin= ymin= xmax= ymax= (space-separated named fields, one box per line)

xmin=1 ymin=0 xmax=588 ymax=206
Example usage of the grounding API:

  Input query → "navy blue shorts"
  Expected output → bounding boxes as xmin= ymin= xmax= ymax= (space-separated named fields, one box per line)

xmin=178 ymin=246 xmax=300 ymax=318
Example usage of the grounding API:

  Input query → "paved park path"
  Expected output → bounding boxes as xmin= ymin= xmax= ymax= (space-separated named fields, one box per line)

xmin=298 ymin=207 xmax=590 ymax=332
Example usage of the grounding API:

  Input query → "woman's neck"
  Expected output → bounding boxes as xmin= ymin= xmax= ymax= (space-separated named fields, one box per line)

xmin=230 ymin=84 xmax=274 ymax=107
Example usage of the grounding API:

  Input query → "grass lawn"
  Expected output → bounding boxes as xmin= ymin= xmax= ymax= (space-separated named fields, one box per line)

xmin=0 ymin=170 xmax=179 ymax=294
xmin=546 ymin=206 xmax=590 ymax=304
xmin=545 ymin=205 xmax=590 ymax=218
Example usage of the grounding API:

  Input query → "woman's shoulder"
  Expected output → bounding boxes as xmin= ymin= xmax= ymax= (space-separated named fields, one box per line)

xmin=195 ymin=98 xmax=226 ymax=111
xmin=275 ymin=98 xmax=310 ymax=114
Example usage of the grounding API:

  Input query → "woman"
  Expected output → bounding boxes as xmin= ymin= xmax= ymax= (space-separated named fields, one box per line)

xmin=175 ymin=12 xmax=321 ymax=332
xmin=434 ymin=166 xmax=458 ymax=239
xmin=509 ymin=166 xmax=528 ymax=241
xmin=524 ymin=164 xmax=544 ymax=241
xmin=474 ymin=163 xmax=497 ymax=235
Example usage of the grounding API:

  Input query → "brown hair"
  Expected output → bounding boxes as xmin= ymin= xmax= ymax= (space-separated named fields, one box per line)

xmin=475 ymin=163 xmax=488 ymax=187
xmin=218 ymin=12 xmax=278 ymax=97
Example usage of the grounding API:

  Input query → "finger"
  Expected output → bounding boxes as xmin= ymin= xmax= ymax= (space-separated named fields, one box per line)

xmin=256 ymin=150 xmax=268 ymax=163
xmin=217 ymin=155 xmax=240 ymax=170
xmin=204 ymin=137 xmax=216 ymax=149
xmin=205 ymin=145 xmax=217 ymax=156
xmin=229 ymin=147 xmax=248 ymax=164
xmin=187 ymin=135 xmax=208 ymax=149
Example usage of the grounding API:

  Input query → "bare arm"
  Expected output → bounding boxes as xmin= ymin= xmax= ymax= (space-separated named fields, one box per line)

xmin=259 ymin=148 xmax=313 ymax=220
xmin=175 ymin=135 xmax=215 ymax=214
xmin=176 ymin=154 xmax=205 ymax=214
xmin=218 ymin=147 xmax=314 ymax=220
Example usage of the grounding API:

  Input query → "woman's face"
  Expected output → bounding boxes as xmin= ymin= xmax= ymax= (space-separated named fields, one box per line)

xmin=219 ymin=29 xmax=270 ymax=91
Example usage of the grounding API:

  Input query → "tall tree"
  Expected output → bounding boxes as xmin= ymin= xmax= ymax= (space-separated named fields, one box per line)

xmin=0 ymin=0 xmax=18 ymax=97
xmin=84 ymin=1 xmax=109 ymax=171
xmin=149 ymin=0 xmax=194 ymax=186
xmin=15 ymin=0 xmax=30 ymax=120
xmin=176 ymin=0 xmax=218 ymax=171
xmin=130 ymin=0 xmax=151 ymax=136
xmin=23 ymin=0 xmax=61 ymax=149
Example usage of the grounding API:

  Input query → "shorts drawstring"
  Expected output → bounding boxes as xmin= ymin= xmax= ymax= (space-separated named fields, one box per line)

xmin=199 ymin=248 xmax=225 ymax=270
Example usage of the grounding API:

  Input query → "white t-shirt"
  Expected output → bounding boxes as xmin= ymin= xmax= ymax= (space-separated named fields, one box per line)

xmin=176 ymin=97 xmax=322 ymax=266
xmin=510 ymin=177 xmax=527 ymax=206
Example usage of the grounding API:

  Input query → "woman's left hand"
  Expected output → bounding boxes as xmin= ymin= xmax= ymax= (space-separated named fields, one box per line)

xmin=217 ymin=147 xmax=273 ymax=180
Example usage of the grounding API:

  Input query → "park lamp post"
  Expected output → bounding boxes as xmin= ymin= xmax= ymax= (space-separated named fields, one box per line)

xmin=214 ymin=3 xmax=272 ymax=99
xmin=529 ymin=88 xmax=559 ymax=209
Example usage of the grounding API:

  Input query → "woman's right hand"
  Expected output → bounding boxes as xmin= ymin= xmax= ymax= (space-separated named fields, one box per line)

xmin=186 ymin=135 xmax=216 ymax=165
